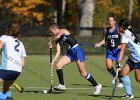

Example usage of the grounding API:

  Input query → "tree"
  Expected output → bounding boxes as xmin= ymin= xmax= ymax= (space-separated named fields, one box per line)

xmin=78 ymin=0 xmax=96 ymax=36
xmin=128 ymin=0 xmax=134 ymax=21
xmin=0 ymin=0 xmax=54 ymax=25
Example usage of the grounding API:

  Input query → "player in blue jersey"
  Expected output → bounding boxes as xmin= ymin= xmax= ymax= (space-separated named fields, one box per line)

xmin=48 ymin=23 xmax=102 ymax=95
xmin=95 ymin=13 xmax=123 ymax=87
xmin=0 ymin=21 xmax=26 ymax=100
xmin=118 ymin=19 xmax=140 ymax=98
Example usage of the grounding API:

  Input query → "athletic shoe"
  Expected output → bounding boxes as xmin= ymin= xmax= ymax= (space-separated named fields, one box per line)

xmin=121 ymin=94 xmax=134 ymax=99
xmin=6 ymin=97 xmax=13 ymax=100
xmin=112 ymin=77 xmax=115 ymax=85
xmin=5 ymin=91 xmax=11 ymax=97
xmin=54 ymin=84 xmax=66 ymax=91
xmin=117 ymin=83 xmax=124 ymax=88
xmin=93 ymin=83 xmax=102 ymax=95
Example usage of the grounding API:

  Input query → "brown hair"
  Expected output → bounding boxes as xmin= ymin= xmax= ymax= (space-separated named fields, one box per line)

xmin=109 ymin=13 xmax=116 ymax=21
xmin=6 ymin=21 xmax=20 ymax=38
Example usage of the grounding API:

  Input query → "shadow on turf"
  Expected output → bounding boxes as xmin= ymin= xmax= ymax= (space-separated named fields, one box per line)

xmin=88 ymin=94 xmax=140 ymax=99
xmin=23 ymin=90 xmax=64 ymax=94
xmin=70 ymin=84 xmax=112 ymax=88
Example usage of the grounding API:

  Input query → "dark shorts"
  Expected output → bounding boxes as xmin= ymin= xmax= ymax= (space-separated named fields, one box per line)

xmin=0 ymin=69 xmax=20 ymax=81
xmin=66 ymin=45 xmax=85 ymax=62
xmin=106 ymin=47 xmax=120 ymax=61
xmin=126 ymin=59 xmax=140 ymax=69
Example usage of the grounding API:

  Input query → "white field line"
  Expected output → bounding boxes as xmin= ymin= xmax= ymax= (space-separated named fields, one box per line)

xmin=0 ymin=87 xmax=107 ymax=90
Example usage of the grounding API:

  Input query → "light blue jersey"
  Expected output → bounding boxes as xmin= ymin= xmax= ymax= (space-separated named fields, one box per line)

xmin=121 ymin=30 xmax=140 ymax=63
xmin=0 ymin=35 xmax=26 ymax=72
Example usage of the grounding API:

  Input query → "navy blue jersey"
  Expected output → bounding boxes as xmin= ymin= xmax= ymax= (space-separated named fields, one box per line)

xmin=57 ymin=34 xmax=77 ymax=50
xmin=105 ymin=26 xmax=121 ymax=48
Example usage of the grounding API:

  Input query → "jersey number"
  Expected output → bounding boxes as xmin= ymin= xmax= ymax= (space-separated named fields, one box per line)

xmin=15 ymin=40 xmax=20 ymax=52
xmin=111 ymin=39 xmax=115 ymax=47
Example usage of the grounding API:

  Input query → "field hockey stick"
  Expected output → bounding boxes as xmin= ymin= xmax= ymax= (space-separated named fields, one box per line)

xmin=79 ymin=43 xmax=106 ymax=47
xmin=13 ymin=82 xmax=24 ymax=93
xmin=47 ymin=43 xmax=53 ymax=93
xmin=108 ymin=62 xmax=122 ymax=100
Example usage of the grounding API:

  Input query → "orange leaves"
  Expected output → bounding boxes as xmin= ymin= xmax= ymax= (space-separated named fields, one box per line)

xmin=0 ymin=0 xmax=49 ymax=24
xmin=33 ymin=12 xmax=44 ymax=21
xmin=24 ymin=0 xmax=45 ymax=6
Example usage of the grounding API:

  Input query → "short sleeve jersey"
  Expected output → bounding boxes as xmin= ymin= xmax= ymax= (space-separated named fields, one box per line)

xmin=0 ymin=35 xmax=26 ymax=72
xmin=121 ymin=30 xmax=140 ymax=62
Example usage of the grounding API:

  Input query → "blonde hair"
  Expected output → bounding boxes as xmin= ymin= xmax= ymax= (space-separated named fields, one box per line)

xmin=48 ymin=23 xmax=59 ymax=31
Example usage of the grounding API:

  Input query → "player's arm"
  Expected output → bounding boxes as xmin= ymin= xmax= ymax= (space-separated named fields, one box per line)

xmin=94 ymin=36 xmax=106 ymax=47
xmin=0 ymin=40 xmax=4 ymax=49
xmin=94 ymin=29 xmax=106 ymax=47
xmin=118 ymin=32 xmax=123 ymax=49
xmin=50 ymin=30 xmax=65 ymax=43
xmin=22 ymin=58 xmax=25 ymax=68
xmin=51 ymin=42 xmax=61 ymax=65
xmin=118 ymin=43 xmax=127 ymax=62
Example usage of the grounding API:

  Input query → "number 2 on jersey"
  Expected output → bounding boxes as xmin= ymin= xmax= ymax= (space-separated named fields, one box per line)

xmin=15 ymin=40 xmax=20 ymax=52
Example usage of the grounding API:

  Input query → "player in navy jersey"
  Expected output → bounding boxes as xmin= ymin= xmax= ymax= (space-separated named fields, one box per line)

xmin=48 ymin=23 xmax=102 ymax=95
xmin=95 ymin=13 xmax=123 ymax=87
xmin=118 ymin=19 xmax=140 ymax=98
xmin=0 ymin=21 xmax=26 ymax=99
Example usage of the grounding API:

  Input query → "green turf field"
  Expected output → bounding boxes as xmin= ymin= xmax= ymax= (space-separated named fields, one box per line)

xmin=1 ymin=55 xmax=140 ymax=100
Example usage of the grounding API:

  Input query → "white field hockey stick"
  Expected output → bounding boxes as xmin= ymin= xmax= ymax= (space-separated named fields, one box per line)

xmin=108 ymin=62 xmax=122 ymax=100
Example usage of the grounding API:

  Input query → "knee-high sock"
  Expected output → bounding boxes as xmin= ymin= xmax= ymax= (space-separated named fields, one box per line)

xmin=56 ymin=69 xmax=64 ymax=85
xmin=85 ymin=73 xmax=98 ymax=87
xmin=107 ymin=67 xmax=116 ymax=77
xmin=121 ymin=76 xmax=132 ymax=95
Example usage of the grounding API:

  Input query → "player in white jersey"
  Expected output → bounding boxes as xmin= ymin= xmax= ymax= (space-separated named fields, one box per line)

xmin=118 ymin=19 xmax=140 ymax=98
xmin=0 ymin=21 xmax=26 ymax=100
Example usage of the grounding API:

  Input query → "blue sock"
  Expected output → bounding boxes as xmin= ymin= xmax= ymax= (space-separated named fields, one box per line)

xmin=121 ymin=76 xmax=132 ymax=95
xmin=5 ymin=91 xmax=12 ymax=97
xmin=0 ymin=92 xmax=6 ymax=99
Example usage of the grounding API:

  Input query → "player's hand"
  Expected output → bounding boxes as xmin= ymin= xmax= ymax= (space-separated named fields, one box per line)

xmin=50 ymin=63 xmax=53 ymax=68
xmin=94 ymin=43 xmax=101 ymax=47
xmin=118 ymin=45 xmax=121 ymax=49
xmin=116 ymin=62 xmax=122 ymax=68
xmin=50 ymin=61 xmax=54 ymax=68
xmin=48 ymin=41 xmax=52 ymax=49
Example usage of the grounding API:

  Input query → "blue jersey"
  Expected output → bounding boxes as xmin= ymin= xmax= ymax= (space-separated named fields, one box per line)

xmin=105 ymin=26 xmax=121 ymax=61
xmin=106 ymin=26 xmax=121 ymax=48
xmin=57 ymin=34 xmax=85 ymax=62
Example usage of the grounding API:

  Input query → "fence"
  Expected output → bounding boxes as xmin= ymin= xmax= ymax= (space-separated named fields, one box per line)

xmin=0 ymin=24 xmax=139 ymax=55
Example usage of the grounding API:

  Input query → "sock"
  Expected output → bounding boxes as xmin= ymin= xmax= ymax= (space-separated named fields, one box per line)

xmin=5 ymin=91 xmax=11 ymax=97
xmin=85 ymin=73 xmax=98 ymax=87
xmin=118 ymin=71 xmax=123 ymax=83
xmin=0 ymin=92 xmax=6 ymax=99
xmin=57 ymin=69 xmax=64 ymax=85
xmin=121 ymin=76 xmax=132 ymax=95
xmin=107 ymin=67 xmax=116 ymax=77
